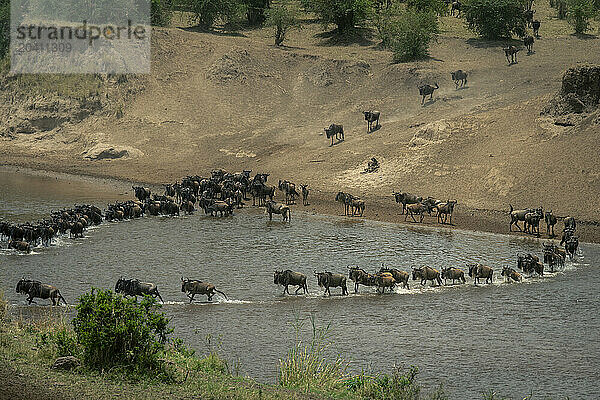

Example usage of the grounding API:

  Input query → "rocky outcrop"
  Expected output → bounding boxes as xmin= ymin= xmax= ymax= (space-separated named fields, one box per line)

xmin=543 ymin=65 xmax=600 ymax=116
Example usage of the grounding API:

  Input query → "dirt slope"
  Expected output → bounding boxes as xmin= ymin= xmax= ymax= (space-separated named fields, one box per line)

xmin=2 ymin=15 xmax=600 ymax=239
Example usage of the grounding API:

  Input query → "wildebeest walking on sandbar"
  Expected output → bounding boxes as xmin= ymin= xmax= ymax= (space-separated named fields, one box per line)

xmin=16 ymin=279 xmax=67 ymax=305
xmin=181 ymin=278 xmax=228 ymax=302
xmin=324 ymin=124 xmax=344 ymax=146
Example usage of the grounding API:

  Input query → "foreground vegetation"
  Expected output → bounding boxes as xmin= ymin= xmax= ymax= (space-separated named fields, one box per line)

xmin=0 ymin=288 xmax=537 ymax=399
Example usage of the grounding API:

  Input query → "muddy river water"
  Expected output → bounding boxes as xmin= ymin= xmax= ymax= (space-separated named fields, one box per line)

xmin=1 ymin=170 xmax=599 ymax=399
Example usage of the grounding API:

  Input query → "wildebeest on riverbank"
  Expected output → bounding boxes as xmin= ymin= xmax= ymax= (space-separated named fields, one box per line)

xmin=16 ymin=279 xmax=66 ymax=305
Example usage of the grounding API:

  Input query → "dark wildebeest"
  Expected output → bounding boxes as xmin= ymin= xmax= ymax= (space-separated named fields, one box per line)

xmin=545 ymin=211 xmax=558 ymax=237
xmin=563 ymin=216 xmax=576 ymax=231
xmin=565 ymin=236 xmax=579 ymax=260
xmin=132 ymin=186 xmax=151 ymax=202
xmin=523 ymin=35 xmax=534 ymax=54
xmin=278 ymin=180 xmax=299 ymax=205
xmin=8 ymin=240 xmax=31 ymax=253
xmin=363 ymin=111 xmax=381 ymax=133
xmin=543 ymin=243 xmax=566 ymax=271
xmin=349 ymin=196 xmax=365 ymax=217
xmin=300 ymin=184 xmax=310 ymax=206
xmin=441 ymin=267 xmax=466 ymax=285
xmin=503 ymin=46 xmax=519 ymax=64
xmin=436 ymin=200 xmax=457 ymax=224
xmin=274 ymin=270 xmax=308 ymax=295
xmin=379 ymin=267 xmax=410 ymax=289
xmin=467 ymin=264 xmax=494 ymax=285
xmin=348 ymin=266 xmax=375 ymax=293
xmin=265 ymin=201 xmax=291 ymax=222
xmin=372 ymin=272 xmax=395 ymax=294
xmin=16 ymin=279 xmax=66 ymax=305
xmin=509 ymin=205 xmax=533 ymax=232
xmin=325 ymin=124 xmax=344 ymax=146
xmin=451 ymin=70 xmax=468 ymax=89
xmin=336 ymin=192 xmax=352 ymax=216
xmin=501 ymin=266 xmax=522 ymax=283
xmin=412 ymin=266 xmax=442 ymax=286
xmin=524 ymin=209 xmax=543 ymax=236
xmin=115 ymin=277 xmax=164 ymax=302
xmin=532 ymin=20 xmax=541 ymax=37
xmin=419 ymin=83 xmax=439 ymax=104
xmin=524 ymin=9 xmax=534 ymax=27
xmin=315 ymin=271 xmax=348 ymax=296
xmin=405 ymin=203 xmax=428 ymax=223
xmin=181 ymin=278 xmax=228 ymax=302
xmin=393 ymin=192 xmax=423 ymax=215
xmin=517 ymin=253 xmax=544 ymax=276
xmin=207 ymin=201 xmax=234 ymax=217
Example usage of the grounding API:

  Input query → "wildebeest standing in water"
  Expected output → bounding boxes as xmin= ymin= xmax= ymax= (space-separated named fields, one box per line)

xmin=418 ymin=83 xmax=439 ymax=104
xmin=115 ymin=277 xmax=164 ymax=302
xmin=181 ymin=278 xmax=228 ymax=302
xmin=412 ymin=266 xmax=442 ymax=286
xmin=315 ymin=271 xmax=348 ymax=296
xmin=8 ymin=240 xmax=31 ymax=253
xmin=16 ymin=279 xmax=67 ymax=305
xmin=501 ymin=266 xmax=522 ymax=282
xmin=265 ymin=200 xmax=291 ymax=222
xmin=324 ymin=124 xmax=344 ymax=146
xmin=132 ymin=186 xmax=151 ymax=202
xmin=274 ymin=270 xmax=308 ymax=295
xmin=467 ymin=264 xmax=494 ymax=284
xmin=441 ymin=267 xmax=466 ymax=285
xmin=348 ymin=266 xmax=375 ymax=293
xmin=379 ymin=267 xmax=410 ymax=289
xmin=363 ymin=111 xmax=380 ymax=133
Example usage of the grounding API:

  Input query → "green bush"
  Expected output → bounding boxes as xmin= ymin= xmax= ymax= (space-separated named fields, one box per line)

xmin=151 ymin=0 xmax=173 ymax=26
xmin=183 ymin=0 xmax=245 ymax=28
xmin=302 ymin=0 xmax=375 ymax=32
xmin=566 ymin=0 xmax=597 ymax=33
xmin=0 ymin=0 xmax=9 ymax=59
xmin=407 ymin=0 xmax=448 ymax=15
xmin=388 ymin=8 xmax=439 ymax=62
xmin=462 ymin=0 xmax=528 ymax=39
xmin=244 ymin=0 xmax=270 ymax=25
xmin=0 ymin=289 xmax=7 ymax=322
xmin=266 ymin=2 xmax=302 ymax=45
xmin=71 ymin=289 xmax=172 ymax=373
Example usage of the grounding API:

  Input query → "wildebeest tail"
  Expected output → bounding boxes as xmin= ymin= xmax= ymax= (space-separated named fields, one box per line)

xmin=215 ymin=289 xmax=228 ymax=300
xmin=509 ymin=204 xmax=513 ymax=214
xmin=57 ymin=290 xmax=67 ymax=306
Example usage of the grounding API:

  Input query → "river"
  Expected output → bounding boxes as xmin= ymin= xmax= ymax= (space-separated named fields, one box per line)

xmin=1 ymin=169 xmax=599 ymax=399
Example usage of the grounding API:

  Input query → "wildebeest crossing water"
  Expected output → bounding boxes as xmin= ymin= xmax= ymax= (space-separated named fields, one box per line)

xmin=1 ymin=171 xmax=599 ymax=399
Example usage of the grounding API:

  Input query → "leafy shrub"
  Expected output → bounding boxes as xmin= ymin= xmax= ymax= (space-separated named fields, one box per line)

xmin=244 ymin=0 xmax=270 ymax=25
xmin=183 ymin=0 xmax=245 ymax=28
xmin=266 ymin=2 xmax=302 ymax=45
xmin=0 ymin=289 xmax=7 ymax=322
xmin=462 ymin=0 xmax=528 ymax=39
xmin=387 ymin=8 xmax=439 ymax=62
xmin=151 ymin=0 xmax=173 ymax=27
xmin=407 ymin=0 xmax=448 ymax=15
xmin=50 ymin=326 xmax=79 ymax=357
xmin=302 ymin=0 xmax=375 ymax=32
xmin=566 ymin=0 xmax=597 ymax=33
xmin=71 ymin=289 xmax=172 ymax=372
xmin=0 ymin=0 xmax=9 ymax=59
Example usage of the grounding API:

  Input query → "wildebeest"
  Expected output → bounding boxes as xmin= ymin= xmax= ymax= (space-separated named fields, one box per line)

xmin=181 ymin=278 xmax=228 ymax=302
xmin=315 ymin=271 xmax=348 ymax=296
xmin=373 ymin=272 xmax=395 ymax=293
xmin=523 ymin=35 xmax=534 ymax=53
xmin=8 ymin=240 xmax=31 ymax=253
xmin=16 ymin=279 xmax=66 ymax=305
xmin=565 ymin=236 xmax=579 ymax=260
xmin=132 ymin=186 xmax=151 ymax=202
xmin=501 ymin=266 xmax=522 ymax=283
xmin=467 ymin=264 xmax=494 ymax=285
xmin=563 ymin=216 xmax=576 ymax=231
xmin=517 ymin=253 xmax=544 ymax=276
xmin=450 ymin=0 xmax=461 ymax=16
xmin=265 ymin=200 xmax=291 ymax=222
xmin=379 ymin=267 xmax=410 ymax=289
xmin=206 ymin=201 xmax=234 ymax=217
xmin=348 ymin=266 xmax=375 ymax=293
xmin=545 ymin=211 xmax=558 ymax=237
xmin=509 ymin=205 xmax=534 ymax=232
xmin=436 ymin=200 xmax=457 ymax=224
xmin=393 ymin=192 xmax=423 ymax=214
xmin=412 ymin=266 xmax=442 ymax=286
xmin=524 ymin=209 xmax=543 ymax=236
xmin=503 ymin=46 xmax=519 ymax=64
xmin=300 ymin=184 xmax=310 ymax=206
xmin=543 ymin=243 xmax=566 ymax=271
xmin=324 ymin=124 xmax=344 ymax=146
xmin=405 ymin=203 xmax=428 ymax=223
xmin=363 ymin=111 xmax=381 ymax=133
xmin=532 ymin=20 xmax=540 ymax=37
xmin=524 ymin=9 xmax=534 ymax=27
xmin=274 ymin=270 xmax=308 ymax=295
xmin=419 ymin=83 xmax=439 ymax=104
xmin=451 ymin=70 xmax=468 ymax=89
xmin=441 ymin=267 xmax=466 ymax=285
xmin=115 ymin=277 xmax=164 ymax=302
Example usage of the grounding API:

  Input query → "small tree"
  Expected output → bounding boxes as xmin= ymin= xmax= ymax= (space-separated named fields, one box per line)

xmin=462 ymin=0 xmax=528 ymax=39
xmin=566 ymin=0 xmax=597 ymax=33
xmin=302 ymin=0 xmax=374 ymax=32
xmin=266 ymin=3 xmax=302 ymax=46
xmin=72 ymin=289 xmax=172 ymax=372
xmin=244 ymin=0 xmax=270 ymax=25
xmin=389 ymin=8 xmax=439 ymax=62
xmin=151 ymin=0 xmax=173 ymax=27
xmin=184 ymin=0 xmax=244 ymax=28
xmin=407 ymin=0 xmax=448 ymax=15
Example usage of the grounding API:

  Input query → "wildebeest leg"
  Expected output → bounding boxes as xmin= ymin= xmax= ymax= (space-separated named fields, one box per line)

xmin=27 ymin=295 xmax=34 ymax=304
xmin=354 ymin=282 xmax=359 ymax=293
xmin=188 ymin=293 xmax=195 ymax=303
xmin=410 ymin=212 xmax=417 ymax=223
xmin=155 ymin=290 xmax=164 ymax=303
xmin=295 ymin=285 xmax=302 ymax=295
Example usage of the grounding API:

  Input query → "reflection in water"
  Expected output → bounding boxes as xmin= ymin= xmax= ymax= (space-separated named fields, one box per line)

xmin=1 ymin=171 xmax=599 ymax=399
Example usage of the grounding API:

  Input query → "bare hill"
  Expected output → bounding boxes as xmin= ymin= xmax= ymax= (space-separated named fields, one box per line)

xmin=2 ymin=13 xmax=600 ymax=239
